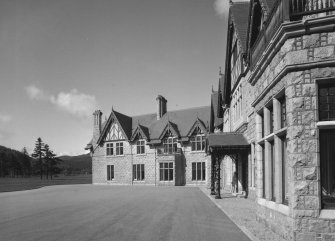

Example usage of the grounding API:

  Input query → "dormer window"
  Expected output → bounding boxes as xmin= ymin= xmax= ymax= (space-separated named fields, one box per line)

xmin=191 ymin=135 xmax=205 ymax=151
xmin=163 ymin=137 xmax=177 ymax=154
xmin=136 ymin=140 xmax=145 ymax=154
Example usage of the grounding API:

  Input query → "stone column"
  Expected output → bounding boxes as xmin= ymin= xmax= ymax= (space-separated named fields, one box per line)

xmin=263 ymin=107 xmax=273 ymax=200
xmin=255 ymin=113 xmax=264 ymax=198
xmin=210 ymin=155 xmax=216 ymax=195
xmin=215 ymin=155 xmax=222 ymax=199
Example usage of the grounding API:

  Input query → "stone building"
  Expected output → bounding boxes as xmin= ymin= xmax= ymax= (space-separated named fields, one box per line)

xmin=209 ymin=0 xmax=335 ymax=240
xmin=86 ymin=96 xmax=213 ymax=187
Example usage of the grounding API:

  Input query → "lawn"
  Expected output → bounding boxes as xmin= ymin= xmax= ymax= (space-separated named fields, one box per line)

xmin=0 ymin=174 xmax=92 ymax=192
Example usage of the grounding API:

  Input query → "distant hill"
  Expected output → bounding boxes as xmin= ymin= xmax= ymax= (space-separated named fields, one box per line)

xmin=0 ymin=145 xmax=33 ymax=177
xmin=58 ymin=153 xmax=92 ymax=175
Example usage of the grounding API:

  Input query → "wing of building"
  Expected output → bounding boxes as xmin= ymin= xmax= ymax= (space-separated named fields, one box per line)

xmin=207 ymin=0 xmax=335 ymax=240
xmin=86 ymin=96 xmax=211 ymax=186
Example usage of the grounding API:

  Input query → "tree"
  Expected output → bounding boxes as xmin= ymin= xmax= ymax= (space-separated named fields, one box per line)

xmin=44 ymin=144 xmax=56 ymax=179
xmin=22 ymin=147 xmax=32 ymax=177
xmin=32 ymin=138 xmax=45 ymax=179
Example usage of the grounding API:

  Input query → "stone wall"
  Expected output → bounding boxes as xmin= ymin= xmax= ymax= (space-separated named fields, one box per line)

xmin=92 ymin=139 xmax=210 ymax=187
xmin=250 ymin=29 xmax=335 ymax=240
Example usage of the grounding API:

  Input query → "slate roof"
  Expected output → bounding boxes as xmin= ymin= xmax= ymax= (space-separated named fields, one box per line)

xmin=230 ymin=1 xmax=250 ymax=53
xmin=207 ymin=133 xmax=249 ymax=147
xmin=95 ymin=106 xmax=211 ymax=145
xmin=210 ymin=91 xmax=223 ymax=130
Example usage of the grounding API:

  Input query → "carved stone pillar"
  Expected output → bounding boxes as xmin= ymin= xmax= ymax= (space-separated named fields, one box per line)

xmin=210 ymin=155 xmax=216 ymax=195
xmin=215 ymin=155 xmax=222 ymax=199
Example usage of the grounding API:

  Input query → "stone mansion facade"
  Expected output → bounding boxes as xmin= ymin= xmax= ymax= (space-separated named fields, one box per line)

xmin=87 ymin=0 xmax=335 ymax=240
xmin=86 ymin=96 xmax=214 ymax=187
xmin=206 ymin=0 xmax=335 ymax=240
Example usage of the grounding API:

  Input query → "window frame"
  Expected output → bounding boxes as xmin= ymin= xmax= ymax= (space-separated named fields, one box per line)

xmin=106 ymin=143 xmax=113 ymax=156
xmin=191 ymin=162 xmax=206 ymax=181
xmin=190 ymin=134 xmax=206 ymax=152
xmin=318 ymin=83 xmax=335 ymax=121
xmin=115 ymin=142 xmax=124 ymax=156
xmin=159 ymin=162 xmax=174 ymax=181
xmin=107 ymin=165 xmax=114 ymax=181
xmin=133 ymin=164 xmax=145 ymax=181
xmin=136 ymin=140 xmax=145 ymax=155
xmin=163 ymin=137 xmax=177 ymax=154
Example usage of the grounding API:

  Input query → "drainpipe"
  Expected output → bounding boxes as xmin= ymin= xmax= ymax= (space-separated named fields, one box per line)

xmin=131 ymin=143 xmax=133 ymax=185
xmin=155 ymin=146 xmax=157 ymax=186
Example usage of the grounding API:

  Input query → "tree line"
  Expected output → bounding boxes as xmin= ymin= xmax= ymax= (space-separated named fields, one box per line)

xmin=0 ymin=137 xmax=62 ymax=179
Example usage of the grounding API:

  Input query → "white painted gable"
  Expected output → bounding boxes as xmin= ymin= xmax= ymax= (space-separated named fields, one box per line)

xmin=105 ymin=122 xmax=125 ymax=141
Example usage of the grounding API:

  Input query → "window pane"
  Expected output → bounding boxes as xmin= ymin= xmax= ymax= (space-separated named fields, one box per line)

xmin=164 ymin=169 xmax=169 ymax=181
xmin=107 ymin=165 xmax=110 ymax=180
xmin=133 ymin=165 xmax=136 ymax=180
xmin=169 ymin=168 xmax=173 ymax=181
xmin=164 ymin=163 xmax=168 ymax=168
xmin=320 ymin=129 xmax=335 ymax=209
xmin=191 ymin=142 xmax=195 ymax=151
xmin=192 ymin=163 xmax=196 ymax=180
xmin=169 ymin=162 xmax=173 ymax=168
xmin=160 ymin=163 xmax=163 ymax=168
xmin=196 ymin=142 xmax=201 ymax=151
xmin=160 ymin=169 xmax=163 ymax=181
xmin=141 ymin=164 xmax=145 ymax=180
xmin=202 ymin=162 xmax=206 ymax=180
xmin=137 ymin=165 xmax=140 ymax=181
xmin=197 ymin=162 xmax=201 ymax=181
xmin=111 ymin=165 xmax=114 ymax=179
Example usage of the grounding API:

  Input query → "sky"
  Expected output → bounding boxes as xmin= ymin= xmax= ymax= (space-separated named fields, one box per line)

xmin=0 ymin=0 xmax=232 ymax=156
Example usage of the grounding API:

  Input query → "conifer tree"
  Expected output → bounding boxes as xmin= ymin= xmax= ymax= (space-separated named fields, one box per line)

xmin=44 ymin=144 xmax=56 ymax=179
xmin=22 ymin=147 xmax=31 ymax=177
xmin=32 ymin=137 xmax=45 ymax=179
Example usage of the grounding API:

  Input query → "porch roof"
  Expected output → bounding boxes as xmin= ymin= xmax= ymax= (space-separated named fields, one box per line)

xmin=208 ymin=133 xmax=249 ymax=148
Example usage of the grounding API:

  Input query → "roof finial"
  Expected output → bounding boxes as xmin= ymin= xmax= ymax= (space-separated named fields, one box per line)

xmin=211 ymin=85 xmax=214 ymax=93
xmin=219 ymin=67 xmax=223 ymax=76
xmin=112 ymin=106 xmax=114 ymax=111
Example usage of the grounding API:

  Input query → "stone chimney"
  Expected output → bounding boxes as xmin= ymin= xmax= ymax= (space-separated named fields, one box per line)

xmin=93 ymin=110 xmax=102 ymax=143
xmin=156 ymin=95 xmax=167 ymax=120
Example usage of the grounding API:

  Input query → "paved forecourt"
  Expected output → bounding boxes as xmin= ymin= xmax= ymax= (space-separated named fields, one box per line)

xmin=0 ymin=185 xmax=250 ymax=241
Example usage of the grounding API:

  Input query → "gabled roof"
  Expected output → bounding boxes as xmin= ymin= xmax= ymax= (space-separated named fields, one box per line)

xmin=131 ymin=124 xmax=150 ymax=141
xmin=93 ymin=106 xmax=210 ymax=146
xmin=210 ymin=91 xmax=223 ymax=131
xmin=186 ymin=117 xmax=207 ymax=137
xmin=230 ymin=1 xmax=250 ymax=53
xmin=97 ymin=109 xmax=132 ymax=144
xmin=158 ymin=121 xmax=180 ymax=139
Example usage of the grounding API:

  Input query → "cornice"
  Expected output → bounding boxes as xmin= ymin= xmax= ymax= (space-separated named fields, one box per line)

xmin=251 ymin=59 xmax=335 ymax=107
xmin=248 ymin=15 xmax=335 ymax=86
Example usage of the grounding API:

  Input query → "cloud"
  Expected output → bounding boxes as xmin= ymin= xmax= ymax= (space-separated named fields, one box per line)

xmin=213 ymin=0 xmax=229 ymax=18
xmin=26 ymin=85 xmax=48 ymax=100
xmin=0 ymin=113 xmax=12 ymax=123
xmin=25 ymin=85 xmax=98 ymax=118
xmin=214 ymin=0 xmax=250 ymax=18
xmin=50 ymin=89 xmax=98 ymax=118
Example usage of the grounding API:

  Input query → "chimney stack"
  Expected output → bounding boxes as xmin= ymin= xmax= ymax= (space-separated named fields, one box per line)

xmin=93 ymin=110 xmax=102 ymax=137
xmin=156 ymin=95 xmax=167 ymax=120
